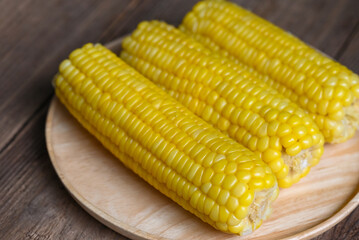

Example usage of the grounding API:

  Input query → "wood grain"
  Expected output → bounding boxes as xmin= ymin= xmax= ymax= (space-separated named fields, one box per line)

xmin=46 ymin=97 xmax=359 ymax=240
xmin=0 ymin=0 xmax=359 ymax=239
xmin=0 ymin=106 xmax=123 ymax=240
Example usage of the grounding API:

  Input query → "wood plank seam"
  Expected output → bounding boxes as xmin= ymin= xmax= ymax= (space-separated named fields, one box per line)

xmin=335 ymin=19 xmax=359 ymax=59
xmin=98 ymin=0 xmax=142 ymax=42
xmin=0 ymin=94 xmax=53 ymax=156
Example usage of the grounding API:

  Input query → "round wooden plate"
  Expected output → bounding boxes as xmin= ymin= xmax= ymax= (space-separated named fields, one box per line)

xmin=46 ymin=39 xmax=359 ymax=240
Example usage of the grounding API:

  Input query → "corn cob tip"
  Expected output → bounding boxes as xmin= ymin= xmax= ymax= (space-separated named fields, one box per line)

xmin=331 ymin=98 xmax=359 ymax=143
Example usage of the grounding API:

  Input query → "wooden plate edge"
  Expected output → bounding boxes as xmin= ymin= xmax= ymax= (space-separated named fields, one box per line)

xmin=45 ymin=35 xmax=359 ymax=239
xmin=46 ymin=94 xmax=359 ymax=240
xmin=282 ymin=188 xmax=359 ymax=240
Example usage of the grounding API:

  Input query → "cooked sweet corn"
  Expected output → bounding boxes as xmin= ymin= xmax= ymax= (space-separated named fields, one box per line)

xmin=180 ymin=0 xmax=359 ymax=143
xmin=120 ymin=21 xmax=324 ymax=188
xmin=54 ymin=43 xmax=279 ymax=235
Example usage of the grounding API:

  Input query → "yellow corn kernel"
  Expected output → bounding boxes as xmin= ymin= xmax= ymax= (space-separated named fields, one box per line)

xmin=55 ymin=43 xmax=278 ymax=235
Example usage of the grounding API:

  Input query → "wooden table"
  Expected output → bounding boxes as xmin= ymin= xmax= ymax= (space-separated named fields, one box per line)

xmin=0 ymin=0 xmax=358 ymax=239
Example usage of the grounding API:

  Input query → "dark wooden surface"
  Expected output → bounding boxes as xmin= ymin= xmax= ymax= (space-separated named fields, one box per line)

xmin=0 ymin=0 xmax=358 ymax=239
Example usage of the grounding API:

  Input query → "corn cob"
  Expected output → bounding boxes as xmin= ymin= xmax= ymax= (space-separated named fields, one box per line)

xmin=180 ymin=0 xmax=359 ymax=143
xmin=120 ymin=21 xmax=324 ymax=188
xmin=54 ymin=43 xmax=279 ymax=235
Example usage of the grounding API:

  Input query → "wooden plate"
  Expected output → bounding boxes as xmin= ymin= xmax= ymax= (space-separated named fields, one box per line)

xmin=45 ymin=39 xmax=359 ymax=240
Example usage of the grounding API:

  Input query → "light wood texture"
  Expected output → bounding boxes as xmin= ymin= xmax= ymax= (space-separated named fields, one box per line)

xmin=46 ymin=96 xmax=359 ymax=239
